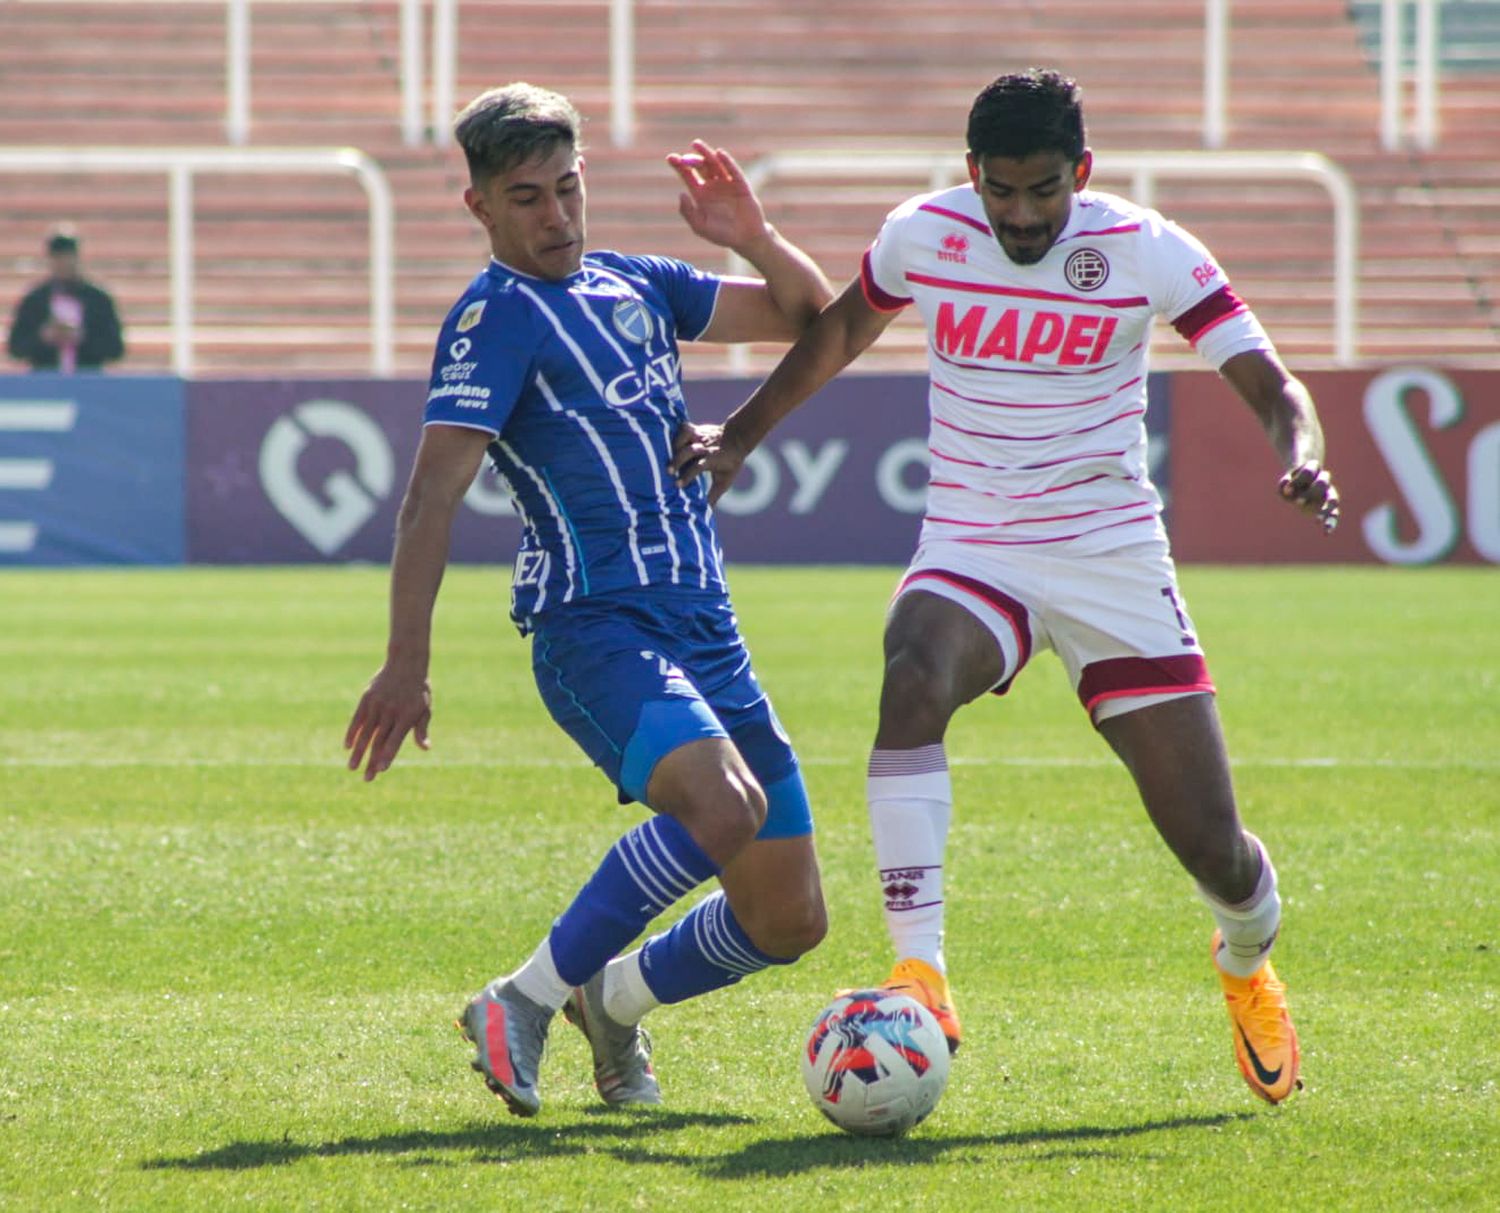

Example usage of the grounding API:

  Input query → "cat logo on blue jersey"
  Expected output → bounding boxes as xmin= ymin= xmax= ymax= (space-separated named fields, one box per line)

xmin=612 ymin=297 xmax=654 ymax=345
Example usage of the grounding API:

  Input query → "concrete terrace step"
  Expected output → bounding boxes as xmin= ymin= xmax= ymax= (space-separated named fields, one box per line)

xmin=2 ymin=0 xmax=1497 ymax=371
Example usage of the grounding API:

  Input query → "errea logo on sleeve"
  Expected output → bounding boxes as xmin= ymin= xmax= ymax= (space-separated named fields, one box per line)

xmin=456 ymin=300 xmax=486 ymax=333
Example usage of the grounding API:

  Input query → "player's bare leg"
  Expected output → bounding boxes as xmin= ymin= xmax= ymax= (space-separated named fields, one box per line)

xmin=476 ymin=738 xmax=773 ymax=1112
xmin=718 ymin=833 xmax=827 ymax=959
xmin=650 ymin=736 xmax=769 ymax=867
xmin=875 ymin=591 xmax=1005 ymax=750
xmin=1098 ymin=693 xmax=1301 ymax=1102
xmin=860 ymin=591 xmax=1006 ymax=1053
xmin=1095 ymin=694 xmax=1254 ymax=899
xmin=575 ymin=740 xmax=824 ymax=1104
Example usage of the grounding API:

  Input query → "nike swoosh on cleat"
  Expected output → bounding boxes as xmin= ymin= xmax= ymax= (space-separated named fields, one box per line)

xmin=1238 ymin=1025 xmax=1283 ymax=1087
xmin=483 ymin=1006 xmax=517 ymax=1088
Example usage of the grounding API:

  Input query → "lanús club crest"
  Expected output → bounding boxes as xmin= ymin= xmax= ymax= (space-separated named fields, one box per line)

xmin=611 ymin=297 xmax=654 ymax=344
xmin=1064 ymin=247 xmax=1110 ymax=292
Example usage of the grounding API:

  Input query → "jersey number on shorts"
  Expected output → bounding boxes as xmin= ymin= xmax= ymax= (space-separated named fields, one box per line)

xmin=1160 ymin=586 xmax=1198 ymax=647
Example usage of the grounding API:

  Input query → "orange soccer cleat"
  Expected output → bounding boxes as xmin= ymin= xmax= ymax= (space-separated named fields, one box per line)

xmin=1212 ymin=929 xmax=1302 ymax=1104
xmin=852 ymin=957 xmax=963 ymax=1056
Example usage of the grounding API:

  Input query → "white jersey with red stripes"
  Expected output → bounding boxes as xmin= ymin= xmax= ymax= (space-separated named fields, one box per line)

xmin=862 ymin=184 xmax=1273 ymax=552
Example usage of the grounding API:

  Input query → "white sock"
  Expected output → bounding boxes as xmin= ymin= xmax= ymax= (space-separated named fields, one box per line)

xmin=867 ymin=745 xmax=953 ymax=972
xmin=505 ymin=937 xmax=573 ymax=1011
xmin=601 ymin=949 xmax=660 ymax=1025
xmin=1202 ymin=833 xmax=1282 ymax=979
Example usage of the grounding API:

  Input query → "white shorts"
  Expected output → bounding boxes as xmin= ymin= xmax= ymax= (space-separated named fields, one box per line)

xmin=894 ymin=535 xmax=1215 ymax=724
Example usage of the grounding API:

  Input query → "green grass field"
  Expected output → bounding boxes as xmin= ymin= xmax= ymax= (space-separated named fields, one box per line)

xmin=2 ymin=564 xmax=1497 ymax=1211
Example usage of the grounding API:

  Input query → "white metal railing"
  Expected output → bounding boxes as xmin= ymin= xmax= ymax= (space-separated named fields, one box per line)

xmin=1381 ymin=0 xmax=1441 ymax=150
xmin=423 ymin=0 xmax=633 ymax=147
xmin=611 ymin=0 xmax=636 ymax=148
xmin=401 ymin=0 xmax=425 ymax=146
xmin=7 ymin=0 xmax=439 ymax=147
xmin=226 ymin=0 xmax=251 ymax=145
xmin=429 ymin=0 xmax=458 ymax=145
xmin=14 ymin=0 xmax=1243 ymax=153
xmin=0 ymin=147 xmax=395 ymax=376
xmin=732 ymin=149 xmax=1360 ymax=367
xmin=229 ymin=0 xmax=442 ymax=147
xmin=1204 ymin=0 xmax=1229 ymax=148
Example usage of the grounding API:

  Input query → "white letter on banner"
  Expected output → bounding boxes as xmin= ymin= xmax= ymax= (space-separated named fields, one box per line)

xmin=1467 ymin=423 xmax=1500 ymax=562
xmin=715 ymin=448 xmax=779 ymax=515
xmin=260 ymin=400 xmax=394 ymax=556
xmin=876 ymin=438 xmax=930 ymax=514
xmin=1361 ymin=368 xmax=1462 ymax=565
xmin=780 ymin=439 xmax=849 ymax=515
xmin=0 ymin=400 xmax=77 ymax=554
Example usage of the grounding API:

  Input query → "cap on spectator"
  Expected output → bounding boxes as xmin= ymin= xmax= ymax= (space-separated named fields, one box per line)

xmin=46 ymin=228 xmax=80 ymax=255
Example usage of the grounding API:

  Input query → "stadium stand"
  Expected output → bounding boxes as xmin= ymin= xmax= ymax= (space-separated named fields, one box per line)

xmin=0 ymin=0 xmax=1496 ymax=375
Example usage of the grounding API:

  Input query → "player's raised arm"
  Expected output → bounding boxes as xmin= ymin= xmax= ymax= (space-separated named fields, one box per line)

xmin=670 ymin=277 xmax=897 ymax=501
xmin=666 ymin=140 xmax=833 ymax=342
xmin=1218 ymin=348 xmax=1341 ymax=533
xmin=345 ymin=423 xmax=492 ymax=781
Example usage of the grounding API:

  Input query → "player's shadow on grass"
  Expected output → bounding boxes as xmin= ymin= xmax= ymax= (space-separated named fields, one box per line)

xmin=145 ymin=1110 xmax=1251 ymax=1176
xmin=688 ymin=1112 xmax=1257 ymax=1179
xmin=142 ymin=1110 xmax=754 ymax=1172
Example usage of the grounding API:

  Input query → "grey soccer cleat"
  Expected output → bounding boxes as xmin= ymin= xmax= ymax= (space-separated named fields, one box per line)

xmin=562 ymin=970 xmax=662 ymax=1107
xmin=456 ymin=978 xmax=553 ymax=1117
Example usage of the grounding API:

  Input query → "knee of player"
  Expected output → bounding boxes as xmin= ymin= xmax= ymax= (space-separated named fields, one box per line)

xmin=744 ymin=889 xmax=828 ymax=960
xmin=1198 ymin=829 xmax=1263 ymax=900
xmin=682 ymin=773 xmax=767 ymax=864
xmin=880 ymin=649 xmax=958 ymax=729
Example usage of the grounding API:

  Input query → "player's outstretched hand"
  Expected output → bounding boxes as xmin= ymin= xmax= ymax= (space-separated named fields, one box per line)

xmin=670 ymin=421 xmax=745 ymax=505
xmin=344 ymin=664 xmax=432 ymax=782
xmin=1279 ymin=458 xmax=1341 ymax=533
xmin=667 ymin=140 xmax=769 ymax=253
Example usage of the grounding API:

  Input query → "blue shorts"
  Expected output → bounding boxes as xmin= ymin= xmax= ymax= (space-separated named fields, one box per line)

xmin=530 ymin=589 xmax=812 ymax=839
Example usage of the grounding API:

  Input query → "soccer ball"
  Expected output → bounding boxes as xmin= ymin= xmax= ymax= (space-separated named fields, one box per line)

xmin=801 ymin=989 xmax=951 ymax=1136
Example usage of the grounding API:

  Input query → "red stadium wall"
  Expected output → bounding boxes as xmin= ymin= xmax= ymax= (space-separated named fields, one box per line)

xmin=1169 ymin=368 xmax=1500 ymax=564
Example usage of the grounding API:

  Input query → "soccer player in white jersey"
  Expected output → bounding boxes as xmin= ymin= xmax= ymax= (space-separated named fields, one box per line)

xmin=673 ymin=69 xmax=1339 ymax=1105
xmin=345 ymin=84 xmax=834 ymax=1116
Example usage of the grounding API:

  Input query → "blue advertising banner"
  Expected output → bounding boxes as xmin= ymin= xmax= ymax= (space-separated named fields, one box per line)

xmin=184 ymin=374 xmax=1171 ymax=567
xmin=0 ymin=374 xmax=185 ymax=565
xmin=186 ymin=379 xmax=519 ymax=565
xmin=692 ymin=373 xmax=1171 ymax=560
xmin=186 ymin=376 xmax=940 ymax=566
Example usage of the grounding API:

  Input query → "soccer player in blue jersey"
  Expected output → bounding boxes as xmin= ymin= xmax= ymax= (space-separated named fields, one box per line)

xmin=344 ymin=83 xmax=834 ymax=1117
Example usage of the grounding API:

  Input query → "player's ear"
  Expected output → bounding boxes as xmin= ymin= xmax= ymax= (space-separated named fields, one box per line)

xmin=965 ymin=152 xmax=980 ymax=190
xmin=1073 ymin=150 xmax=1093 ymax=192
xmin=464 ymin=185 xmax=493 ymax=230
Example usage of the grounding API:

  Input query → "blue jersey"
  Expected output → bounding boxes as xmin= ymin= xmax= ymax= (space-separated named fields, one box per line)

xmin=424 ymin=251 xmax=729 ymax=629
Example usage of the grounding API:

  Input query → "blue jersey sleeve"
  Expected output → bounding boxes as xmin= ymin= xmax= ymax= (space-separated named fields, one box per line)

xmin=423 ymin=289 xmax=538 ymax=434
xmin=622 ymin=254 xmax=722 ymax=341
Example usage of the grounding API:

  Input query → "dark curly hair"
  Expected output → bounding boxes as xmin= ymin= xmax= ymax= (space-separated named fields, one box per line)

xmin=966 ymin=69 xmax=1086 ymax=162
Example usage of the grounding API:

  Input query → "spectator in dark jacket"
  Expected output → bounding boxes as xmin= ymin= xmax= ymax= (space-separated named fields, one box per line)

xmin=7 ymin=228 xmax=125 ymax=372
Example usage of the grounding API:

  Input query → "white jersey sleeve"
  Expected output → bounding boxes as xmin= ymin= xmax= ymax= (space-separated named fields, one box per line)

xmin=860 ymin=196 xmax=923 ymax=312
xmin=1138 ymin=213 xmax=1273 ymax=369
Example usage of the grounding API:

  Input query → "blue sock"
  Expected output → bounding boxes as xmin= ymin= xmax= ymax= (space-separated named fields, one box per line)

xmin=547 ymin=815 xmax=717 ymax=987
xmin=638 ymin=890 xmax=790 ymax=1004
